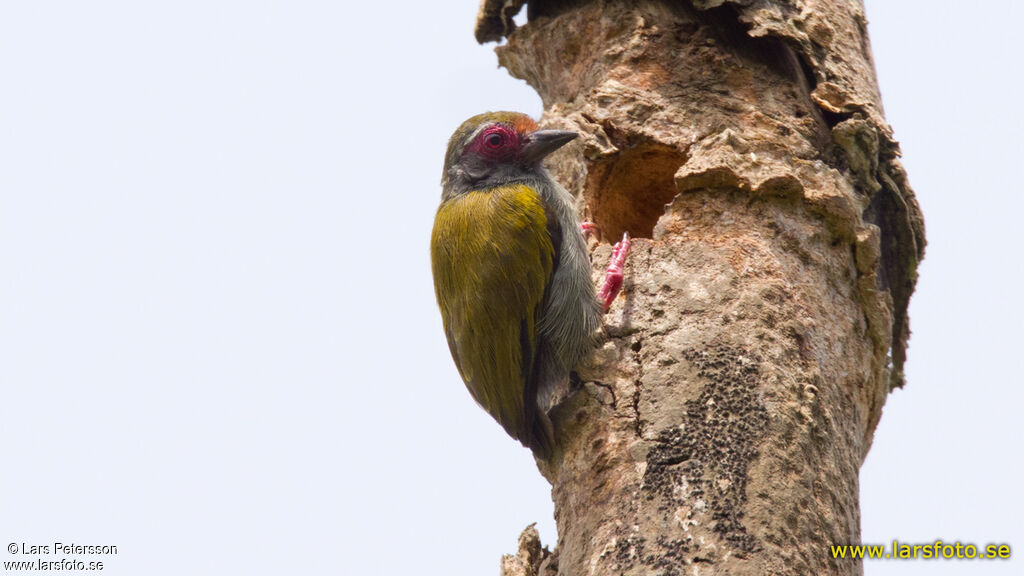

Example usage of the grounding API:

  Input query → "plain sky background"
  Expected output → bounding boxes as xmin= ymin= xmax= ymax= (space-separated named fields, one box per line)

xmin=0 ymin=1 xmax=1020 ymax=574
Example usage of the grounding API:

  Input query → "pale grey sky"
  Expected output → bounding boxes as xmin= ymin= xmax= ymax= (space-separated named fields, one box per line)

xmin=0 ymin=1 xmax=1019 ymax=575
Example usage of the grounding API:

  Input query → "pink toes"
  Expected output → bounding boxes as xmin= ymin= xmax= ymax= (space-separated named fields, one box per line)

xmin=598 ymin=232 xmax=630 ymax=312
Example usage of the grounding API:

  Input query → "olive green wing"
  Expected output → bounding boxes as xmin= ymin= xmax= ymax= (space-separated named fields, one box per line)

xmin=430 ymin=184 xmax=555 ymax=445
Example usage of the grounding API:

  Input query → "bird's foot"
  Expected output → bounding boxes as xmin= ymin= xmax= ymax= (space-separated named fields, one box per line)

xmin=580 ymin=221 xmax=599 ymax=239
xmin=598 ymin=232 xmax=630 ymax=312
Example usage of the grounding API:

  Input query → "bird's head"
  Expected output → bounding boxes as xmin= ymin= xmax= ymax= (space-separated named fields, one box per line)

xmin=441 ymin=111 xmax=577 ymax=198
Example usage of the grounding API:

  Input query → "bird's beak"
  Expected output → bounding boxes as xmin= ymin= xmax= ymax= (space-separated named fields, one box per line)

xmin=522 ymin=129 xmax=578 ymax=164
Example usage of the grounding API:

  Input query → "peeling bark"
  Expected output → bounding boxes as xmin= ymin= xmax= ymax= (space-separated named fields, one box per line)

xmin=475 ymin=1 xmax=924 ymax=574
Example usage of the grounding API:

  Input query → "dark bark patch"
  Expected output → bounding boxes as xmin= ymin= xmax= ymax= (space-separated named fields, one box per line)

xmin=643 ymin=343 xmax=770 ymax=555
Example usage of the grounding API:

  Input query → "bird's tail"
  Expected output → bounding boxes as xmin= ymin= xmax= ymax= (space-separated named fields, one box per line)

xmin=523 ymin=346 xmax=561 ymax=460
xmin=529 ymin=410 xmax=556 ymax=460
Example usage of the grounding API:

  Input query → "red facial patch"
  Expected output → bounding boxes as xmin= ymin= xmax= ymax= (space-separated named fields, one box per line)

xmin=470 ymin=124 xmax=521 ymax=161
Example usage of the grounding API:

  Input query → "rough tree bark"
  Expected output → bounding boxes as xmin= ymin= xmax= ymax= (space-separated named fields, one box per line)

xmin=477 ymin=1 xmax=925 ymax=575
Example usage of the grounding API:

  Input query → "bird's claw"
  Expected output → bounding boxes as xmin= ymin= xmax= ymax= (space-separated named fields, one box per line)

xmin=598 ymin=232 xmax=630 ymax=312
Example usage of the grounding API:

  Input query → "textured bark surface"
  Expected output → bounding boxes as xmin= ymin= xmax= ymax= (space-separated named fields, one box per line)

xmin=477 ymin=1 xmax=925 ymax=575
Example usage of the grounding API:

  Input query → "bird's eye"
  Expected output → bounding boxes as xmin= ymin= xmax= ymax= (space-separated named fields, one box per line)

xmin=473 ymin=125 xmax=518 ymax=160
xmin=484 ymin=132 xmax=505 ymax=149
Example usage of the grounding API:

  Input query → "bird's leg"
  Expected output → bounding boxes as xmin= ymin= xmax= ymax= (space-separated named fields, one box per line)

xmin=598 ymin=233 xmax=630 ymax=312
xmin=581 ymin=222 xmax=630 ymax=311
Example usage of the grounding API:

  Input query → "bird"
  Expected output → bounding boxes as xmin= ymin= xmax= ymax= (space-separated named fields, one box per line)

xmin=431 ymin=111 xmax=629 ymax=457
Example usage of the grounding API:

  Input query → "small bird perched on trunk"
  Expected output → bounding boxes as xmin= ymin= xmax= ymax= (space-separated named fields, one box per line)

xmin=431 ymin=111 xmax=629 ymax=458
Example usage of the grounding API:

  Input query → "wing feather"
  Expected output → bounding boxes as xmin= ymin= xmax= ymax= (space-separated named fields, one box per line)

xmin=431 ymin=184 xmax=555 ymax=445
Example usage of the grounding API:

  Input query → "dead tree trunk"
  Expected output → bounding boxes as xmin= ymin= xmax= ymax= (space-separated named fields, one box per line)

xmin=478 ymin=1 xmax=925 ymax=575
